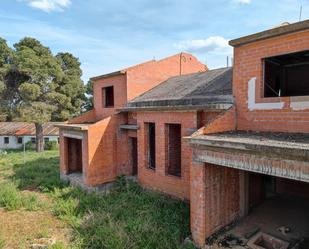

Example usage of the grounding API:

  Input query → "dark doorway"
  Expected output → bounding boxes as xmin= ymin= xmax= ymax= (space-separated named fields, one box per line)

xmin=166 ymin=123 xmax=181 ymax=177
xmin=146 ymin=122 xmax=156 ymax=170
xmin=103 ymin=86 xmax=114 ymax=107
xmin=67 ymin=138 xmax=83 ymax=173
xmin=131 ymin=137 xmax=138 ymax=175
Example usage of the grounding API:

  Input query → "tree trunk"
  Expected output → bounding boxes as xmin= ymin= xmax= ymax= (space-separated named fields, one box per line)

xmin=35 ymin=123 xmax=44 ymax=152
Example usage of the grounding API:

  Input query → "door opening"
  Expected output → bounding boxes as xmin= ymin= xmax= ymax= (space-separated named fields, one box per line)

xmin=131 ymin=137 xmax=138 ymax=175
xmin=67 ymin=137 xmax=83 ymax=174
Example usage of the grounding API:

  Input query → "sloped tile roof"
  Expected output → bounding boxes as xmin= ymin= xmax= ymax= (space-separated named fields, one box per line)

xmin=0 ymin=122 xmax=64 ymax=136
xmin=124 ymin=67 xmax=233 ymax=109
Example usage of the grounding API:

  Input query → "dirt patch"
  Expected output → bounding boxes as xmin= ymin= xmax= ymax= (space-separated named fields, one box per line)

xmin=0 ymin=208 xmax=71 ymax=249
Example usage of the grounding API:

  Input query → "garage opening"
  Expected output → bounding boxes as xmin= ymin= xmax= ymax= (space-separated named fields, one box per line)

xmin=229 ymin=172 xmax=309 ymax=248
xmin=66 ymin=137 xmax=83 ymax=174
xmin=264 ymin=50 xmax=309 ymax=97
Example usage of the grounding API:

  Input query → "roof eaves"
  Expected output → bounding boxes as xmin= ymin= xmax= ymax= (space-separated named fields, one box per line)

xmin=117 ymin=103 xmax=233 ymax=112
xmin=90 ymin=70 xmax=126 ymax=81
xmin=229 ymin=19 xmax=309 ymax=47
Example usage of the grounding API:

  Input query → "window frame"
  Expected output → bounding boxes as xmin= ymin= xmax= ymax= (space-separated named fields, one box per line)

xmin=4 ymin=137 xmax=9 ymax=144
xmin=145 ymin=122 xmax=156 ymax=170
xmin=165 ymin=123 xmax=182 ymax=177
xmin=17 ymin=137 xmax=23 ymax=144
xmin=263 ymin=50 xmax=309 ymax=98
xmin=102 ymin=86 xmax=114 ymax=108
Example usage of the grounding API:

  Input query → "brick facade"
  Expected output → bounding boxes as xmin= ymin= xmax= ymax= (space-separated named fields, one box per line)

xmin=59 ymin=53 xmax=207 ymax=187
xmin=58 ymin=22 xmax=309 ymax=248
xmin=190 ymin=23 xmax=309 ymax=247
xmin=136 ymin=111 xmax=198 ymax=200
xmin=233 ymin=30 xmax=309 ymax=133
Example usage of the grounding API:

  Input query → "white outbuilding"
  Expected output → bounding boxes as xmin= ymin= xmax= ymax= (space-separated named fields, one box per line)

xmin=0 ymin=122 xmax=63 ymax=150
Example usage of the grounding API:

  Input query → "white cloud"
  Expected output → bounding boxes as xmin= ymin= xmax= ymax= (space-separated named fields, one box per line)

xmin=174 ymin=36 xmax=232 ymax=54
xmin=234 ymin=0 xmax=251 ymax=4
xmin=22 ymin=0 xmax=71 ymax=12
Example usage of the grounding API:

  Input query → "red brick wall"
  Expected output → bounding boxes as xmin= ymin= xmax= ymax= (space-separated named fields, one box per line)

xmin=136 ymin=111 xmax=198 ymax=200
xmin=233 ymin=30 xmax=309 ymax=133
xmin=126 ymin=53 xmax=207 ymax=101
xmin=190 ymin=162 xmax=241 ymax=247
xmin=68 ymin=110 xmax=97 ymax=124
xmin=197 ymin=111 xmax=219 ymax=128
xmin=249 ymin=173 xmax=264 ymax=208
xmin=93 ymin=74 xmax=127 ymax=120
xmin=190 ymin=161 xmax=207 ymax=246
xmin=92 ymin=53 xmax=206 ymax=121
xmin=203 ymin=107 xmax=236 ymax=134
xmin=85 ymin=113 xmax=131 ymax=185
xmin=204 ymin=163 xmax=240 ymax=236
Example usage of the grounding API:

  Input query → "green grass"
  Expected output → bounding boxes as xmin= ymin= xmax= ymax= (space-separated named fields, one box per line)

xmin=0 ymin=150 xmax=195 ymax=249
xmin=0 ymin=234 xmax=5 ymax=249
xmin=0 ymin=181 xmax=44 ymax=211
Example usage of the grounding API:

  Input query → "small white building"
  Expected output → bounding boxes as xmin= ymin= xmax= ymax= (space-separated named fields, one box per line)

xmin=0 ymin=122 xmax=63 ymax=150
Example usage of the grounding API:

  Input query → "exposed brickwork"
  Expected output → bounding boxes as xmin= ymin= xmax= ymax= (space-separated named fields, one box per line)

xmin=190 ymin=161 xmax=207 ymax=246
xmin=59 ymin=53 xmax=206 ymax=187
xmin=136 ymin=111 xmax=198 ymax=200
xmin=126 ymin=53 xmax=207 ymax=101
xmin=203 ymin=107 xmax=236 ymax=134
xmin=233 ymin=30 xmax=309 ymax=133
xmin=93 ymin=53 xmax=206 ymax=120
xmin=190 ymin=162 xmax=241 ymax=246
xmin=68 ymin=110 xmax=96 ymax=124
xmin=249 ymin=173 xmax=264 ymax=208
xmin=190 ymin=26 xmax=309 ymax=247
xmin=93 ymin=74 xmax=127 ymax=120
xmin=204 ymin=163 xmax=240 ymax=236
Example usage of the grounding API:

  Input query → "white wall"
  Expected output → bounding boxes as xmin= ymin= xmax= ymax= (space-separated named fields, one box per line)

xmin=0 ymin=136 xmax=58 ymax=150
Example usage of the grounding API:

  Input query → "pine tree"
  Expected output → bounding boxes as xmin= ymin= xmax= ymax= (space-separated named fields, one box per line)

xmin=0 ymin=37 xmax=86 ymax=152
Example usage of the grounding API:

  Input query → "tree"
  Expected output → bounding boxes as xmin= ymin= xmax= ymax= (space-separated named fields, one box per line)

xmin=54 ymin=52 xmax=86 ymax=120
xmin=83 ymin=79 xmax=93 ymax=111
xmin=0 ymin=37 xmax=86 ymax=152
xmin=0 ymin=38 xmax=16 ymax=121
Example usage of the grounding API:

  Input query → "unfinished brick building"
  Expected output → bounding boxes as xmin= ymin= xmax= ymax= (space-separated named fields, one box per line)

xmin=188 ymin=20 xmax=309 ymax=247
xmin=57 ymin=53 xmax=207 ymax=186
xmin=58 ymin=20 xmax=309 ymax=248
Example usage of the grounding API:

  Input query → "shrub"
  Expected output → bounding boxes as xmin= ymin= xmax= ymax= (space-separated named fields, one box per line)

xmin=25 ymin=141 xmax=35 ymax=150
xmin=0 ymin=182 xmax=43 ymax=211
xmin=22 ymin=193 xmax=44 ymax=211
xmin=45 ymin=141 xmax=59 ymax=150
xmin=0 ymin=182 xmax=23 ymax=210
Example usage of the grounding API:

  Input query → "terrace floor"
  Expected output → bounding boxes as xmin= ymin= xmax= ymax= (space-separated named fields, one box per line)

xmin=209 ymin=195 xmax=309 ymax=249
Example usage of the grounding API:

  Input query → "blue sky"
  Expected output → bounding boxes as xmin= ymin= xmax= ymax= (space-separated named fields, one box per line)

xmin=1 ymin=0 xmax=308 ymax=82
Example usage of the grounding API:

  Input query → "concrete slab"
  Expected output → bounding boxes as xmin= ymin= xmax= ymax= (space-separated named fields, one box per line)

xmin=208 ymin=195 xmax=309 ymax=249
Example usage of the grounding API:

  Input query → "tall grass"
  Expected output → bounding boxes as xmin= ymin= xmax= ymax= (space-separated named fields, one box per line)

xmin=0 ymin=182 xmax=43 ymax=211
xmin=0 ymin=150 xmax=196 ymax=249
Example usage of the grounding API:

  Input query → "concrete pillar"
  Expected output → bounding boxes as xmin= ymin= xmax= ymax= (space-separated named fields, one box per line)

xmin=59 ymin=132 xmax=68 ymax=174
xmin=190 ymin=161 xmax=206 ymax=247
xmin=239 ymin=170 xmax=249 ymax=217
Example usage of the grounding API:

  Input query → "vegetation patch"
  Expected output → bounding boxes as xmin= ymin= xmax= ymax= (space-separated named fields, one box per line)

xmin=0 ymin=150 xmax=195 ymax=249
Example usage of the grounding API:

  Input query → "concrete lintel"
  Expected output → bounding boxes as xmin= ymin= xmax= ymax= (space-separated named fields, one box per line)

xmin=192 ymin=147 xmax=309 ymax=183
xmin=117 ymin=104 xmax=233 ymax=112
xmin=229 ymin=20 xmax=309 ymax=47
xmin=189 ymin=138 xmax=309 ymax=162
xmin=57 ymin=124 xmax=89 ymax=131
xmin=119 ymin=124 xmax=140 ymax=130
